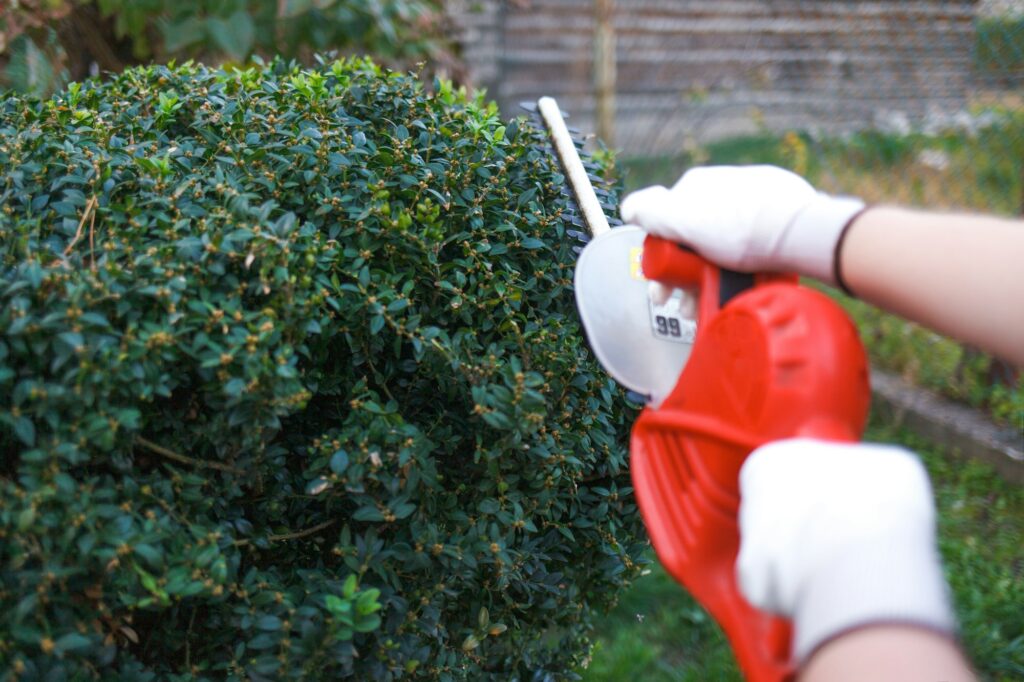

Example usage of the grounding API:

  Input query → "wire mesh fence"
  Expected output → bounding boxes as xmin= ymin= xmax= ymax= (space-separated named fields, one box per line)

xmin=453 ymin=0 xmax=1024 ymax=213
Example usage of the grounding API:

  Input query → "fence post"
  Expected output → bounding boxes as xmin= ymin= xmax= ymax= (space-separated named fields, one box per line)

xmin=594 ymin=0 xmax=616 ymax=146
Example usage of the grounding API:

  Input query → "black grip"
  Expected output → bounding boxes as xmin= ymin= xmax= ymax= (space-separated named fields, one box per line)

xmin=719 ymin=269 xmax=756 ymax=307
xmin=672 ymin=243 xmax=755 ymax=307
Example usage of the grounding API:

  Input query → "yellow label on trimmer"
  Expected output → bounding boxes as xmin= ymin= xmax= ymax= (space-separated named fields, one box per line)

xmin=629 ymin=247 xmax=645 ymax=281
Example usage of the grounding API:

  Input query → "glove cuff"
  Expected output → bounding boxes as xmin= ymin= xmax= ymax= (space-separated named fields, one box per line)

xmin=793 ymin=530 xmax=957 ymax=662
xmin=779 ymin=195 xmax=866 ymax=285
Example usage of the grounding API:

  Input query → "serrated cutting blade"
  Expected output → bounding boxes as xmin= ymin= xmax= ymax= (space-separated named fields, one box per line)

xmin=529 ymin=97 xmax=697 ymax=406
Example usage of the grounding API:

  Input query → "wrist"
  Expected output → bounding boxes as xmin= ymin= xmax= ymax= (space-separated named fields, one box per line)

xmin=777 ymin=194 xmax=866 ymax=284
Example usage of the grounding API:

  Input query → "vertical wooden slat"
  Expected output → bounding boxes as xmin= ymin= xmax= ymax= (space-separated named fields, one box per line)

xmin=450 ymin=1 xmax=980 ymax=155
xmin=594 ymin=0 xmax=617 ymax=146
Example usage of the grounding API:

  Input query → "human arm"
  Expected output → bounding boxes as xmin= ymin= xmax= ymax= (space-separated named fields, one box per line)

xmin=799 ymin=625 xmax=974 ymax=682
xmin=621 ymin=166 xmax=1024 ymax=366
xmin=841 ymin=206 xmax=1024 ymax=366
xmin=620 ymin=167 xmax=995 ymax=680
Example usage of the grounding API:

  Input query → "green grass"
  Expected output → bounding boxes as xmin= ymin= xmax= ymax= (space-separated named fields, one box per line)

xmin=581 ymin=563 xmax=739 ymax=682
xmin=581 ymin=413 xmax=1024 ymax=681
xmin=620 ymin=111 xmax=1024 ymax=215
xmin=826 ymin=284 xmax=1024 ymax=426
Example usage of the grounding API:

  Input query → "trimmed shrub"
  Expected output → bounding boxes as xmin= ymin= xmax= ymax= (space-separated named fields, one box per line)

xmin=0 ymin=58 xmax=646 ymax=680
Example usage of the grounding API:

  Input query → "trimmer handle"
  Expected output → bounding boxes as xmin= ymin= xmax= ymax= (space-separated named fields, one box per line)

xmin=642 ymin=235 xmax=799 ymax=314
xmin=630 ymin=235 xmax=870 ymax=682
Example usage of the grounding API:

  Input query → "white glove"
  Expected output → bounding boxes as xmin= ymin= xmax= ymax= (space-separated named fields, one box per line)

xmin=737 ymin=438 xmax=956 ymax=662
xmin=620 ymin=166 xmax=865 ymax=285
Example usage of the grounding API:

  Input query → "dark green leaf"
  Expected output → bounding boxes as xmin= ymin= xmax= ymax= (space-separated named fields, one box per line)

xmin=352 ymin=506 xmax=384 ymax=522
xmin=329 ymin=450 xmax=349 ymax=474
xmin=206 ymin=11 xmax=255 ymax=61
xmin=54 ymin=632 xmax=93 ymax=654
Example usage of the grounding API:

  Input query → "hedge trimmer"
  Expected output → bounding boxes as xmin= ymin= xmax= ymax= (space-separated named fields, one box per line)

xmin=525 ymin=97 xmax=871 ymax=682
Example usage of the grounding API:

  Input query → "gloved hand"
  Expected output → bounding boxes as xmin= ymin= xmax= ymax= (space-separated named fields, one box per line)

xmin=620 ymin=165 xmax=865 ymax=285
xmin=737 ymin=438 xmax=956 ymax=663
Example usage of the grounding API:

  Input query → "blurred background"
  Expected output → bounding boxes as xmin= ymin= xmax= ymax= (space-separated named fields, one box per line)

xmin=4 ymin=1 xmax=1022 ymax=213
xmin=453 ymin=1 xmax=1024 ymax=211
xmin=455 ymin=0 xmax=1024 ymax=427
xmin=1 ymin=4 xmax=1021 ymax=678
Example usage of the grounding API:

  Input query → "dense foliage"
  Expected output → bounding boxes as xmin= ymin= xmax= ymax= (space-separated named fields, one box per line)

xmin=0 ymin=57 xmax=646 ymax=680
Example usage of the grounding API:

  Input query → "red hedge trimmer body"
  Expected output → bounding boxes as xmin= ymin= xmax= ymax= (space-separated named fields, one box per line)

xmin=633 ymin=238 xmax=870 ymax=681
xmin=528 ymin=97 xmax=872 ymax=681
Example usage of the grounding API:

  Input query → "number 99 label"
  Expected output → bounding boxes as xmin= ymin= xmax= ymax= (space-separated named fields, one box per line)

xmin=649 ymin=299 xmax=696 ymax=344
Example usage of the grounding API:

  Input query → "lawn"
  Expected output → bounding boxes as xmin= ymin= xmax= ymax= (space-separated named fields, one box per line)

xmin=581 ymin=413 xmax=1024 ymax=681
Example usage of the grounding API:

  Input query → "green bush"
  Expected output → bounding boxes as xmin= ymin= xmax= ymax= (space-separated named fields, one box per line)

xmin=0 ymin=57 xmax=646 ymax=679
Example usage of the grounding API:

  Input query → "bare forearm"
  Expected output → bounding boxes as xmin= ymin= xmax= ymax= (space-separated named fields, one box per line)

xmin=840 ymin=207 xmax=1024 ymax=366
xmin=800 ymin=625 xmax=975 ymax=682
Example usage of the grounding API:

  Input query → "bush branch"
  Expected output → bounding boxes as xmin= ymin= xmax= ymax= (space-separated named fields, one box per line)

xmin=268 ymin=520 xmax=336 ymax=542
xmin=135 ymin=436 xmax=243 ymax=475
xmin=234 ymin=520 xmax=338 ymax=548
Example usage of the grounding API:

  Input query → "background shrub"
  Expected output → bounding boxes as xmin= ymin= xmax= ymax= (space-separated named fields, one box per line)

xmin=0 ymin=0 xmax=448 ymax=96
xmin=975 ymin=17 xmax=1024 ymax=88
xmin=0 ymin=57 xmax=646 ymax=680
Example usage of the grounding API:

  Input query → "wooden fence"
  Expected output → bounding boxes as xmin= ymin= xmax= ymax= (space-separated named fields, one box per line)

xmin=450 ymin=1 xmax=980 ymax=155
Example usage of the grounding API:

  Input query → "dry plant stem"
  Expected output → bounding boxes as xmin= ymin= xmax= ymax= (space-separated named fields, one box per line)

xmin=135 ymin=436 xmax=244 ymax=475
xmin=233 ymin=520 xmax=337 ymax=548
xmin=88 ymin=201 xmax=97 ymax=270
xmin=185 ymin=607 xmax=196 ymax=670
xmin=841 ymin=206 xmax=1024 ymax=367
xmin=268 ymin=520 xmax=336 ymax=542
xmin=63 ymin=8 xmax=125 ymax=73
xmin=64 ymin=194 xmax=98 ymax=257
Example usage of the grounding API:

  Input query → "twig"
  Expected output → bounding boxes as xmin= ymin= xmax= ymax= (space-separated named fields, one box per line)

xmin=234 ymin=519 xmax=338 ymax=548
xmin=64 ymin=195 xmax=98 ymax=256
xmin=364 ymin=354 xmax=397 ymax=403
xmin=88 ymin=199 xmax=97 ymax=271
xmin=135 ymin=436 xmax=244 ymax=475
xmin=185 ymin=607 xmax=196 ymax=670
xmin=579 ymin=470 xmax=625 ymax=483
xmin=268 ymin=520 xmax=336 ymax=542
